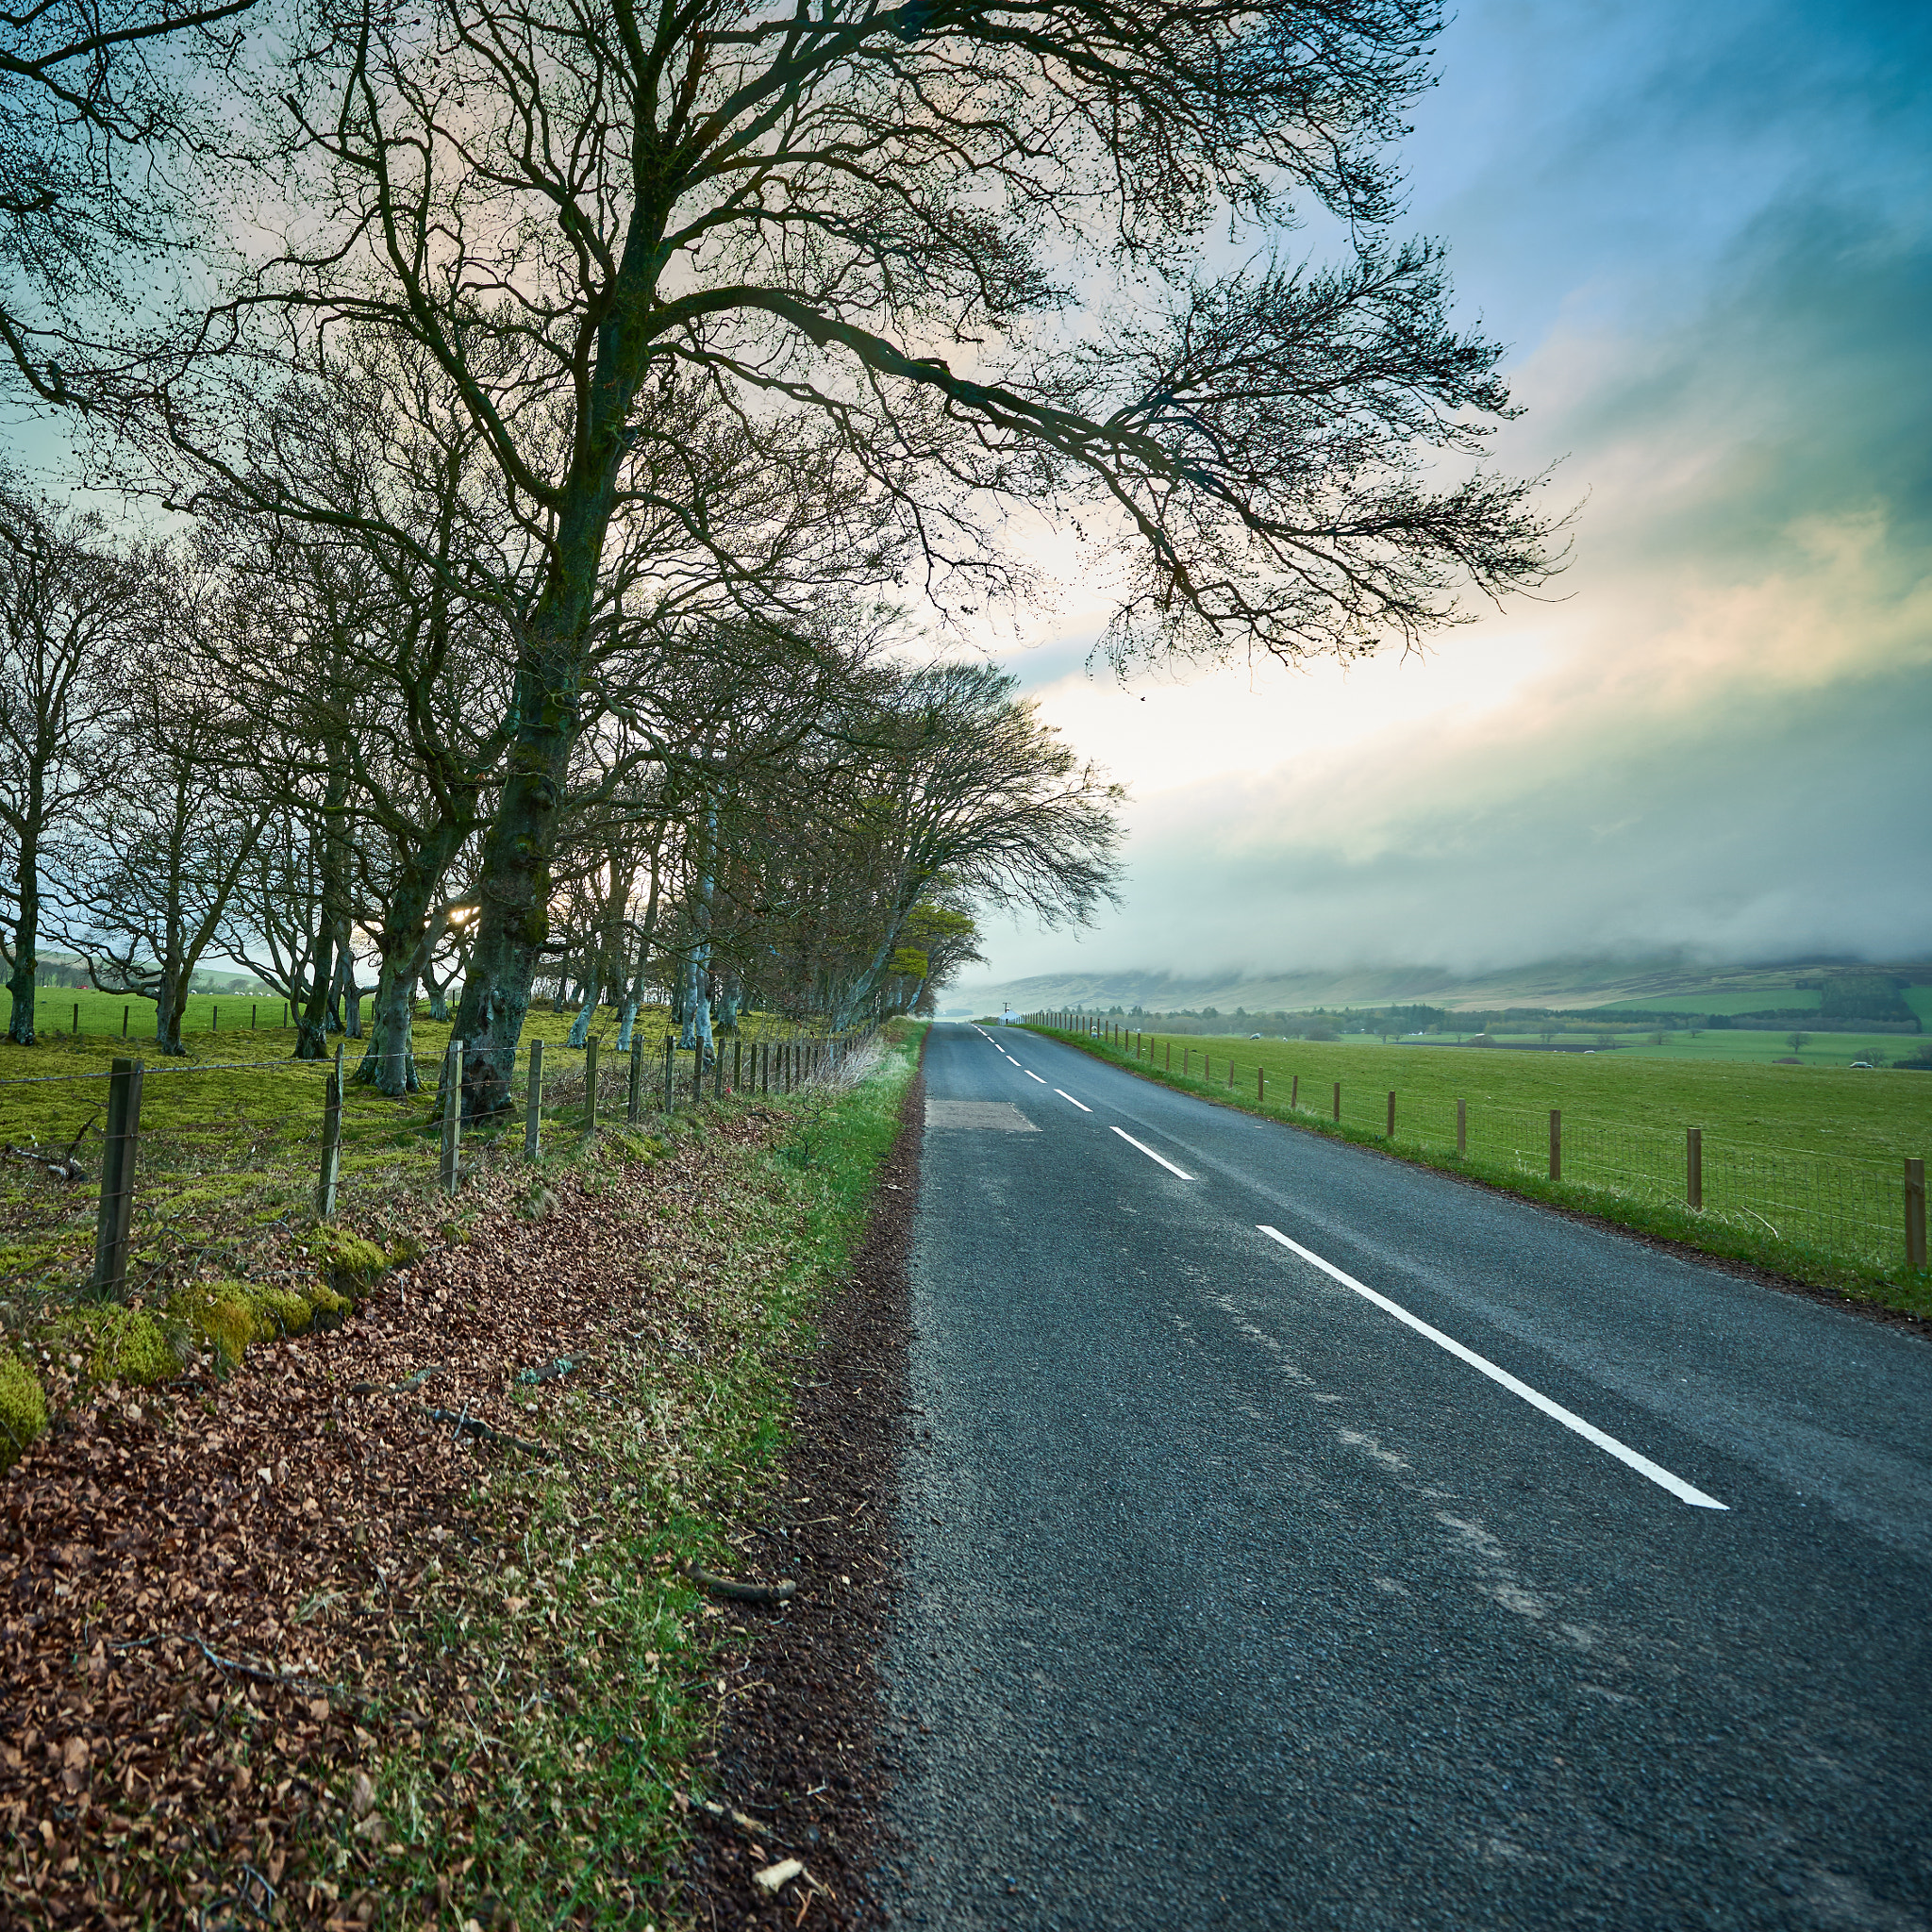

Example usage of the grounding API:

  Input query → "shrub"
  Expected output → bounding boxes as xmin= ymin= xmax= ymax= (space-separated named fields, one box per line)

xmin=0 ymin=1347 xmax=48 ymax=1472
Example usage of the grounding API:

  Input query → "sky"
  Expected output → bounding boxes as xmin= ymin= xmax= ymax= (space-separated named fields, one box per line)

xmin=963 ymin=0 xmax=1932 ymax=994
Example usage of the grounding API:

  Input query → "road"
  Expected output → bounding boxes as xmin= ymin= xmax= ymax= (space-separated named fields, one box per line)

xmin=878 ymin=1021 xmax=1932 ymax=1930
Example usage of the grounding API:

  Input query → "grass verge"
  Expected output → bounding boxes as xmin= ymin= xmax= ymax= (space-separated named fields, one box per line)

xmin=0 ymin=1024 xmax=924 ymax=1929
xmin=356 ymin=1032 xmax=924 ymax=1928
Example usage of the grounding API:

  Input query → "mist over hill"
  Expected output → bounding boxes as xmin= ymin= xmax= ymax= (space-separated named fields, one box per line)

xmin=946 ymin=954 xmax=1932 ymax=1019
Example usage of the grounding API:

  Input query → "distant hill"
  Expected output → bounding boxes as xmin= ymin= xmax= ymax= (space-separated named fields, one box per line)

xmin=945 ymin=955 xmax=1932 ymax=1019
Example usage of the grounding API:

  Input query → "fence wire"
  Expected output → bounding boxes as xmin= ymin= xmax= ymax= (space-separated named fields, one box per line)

xmin=1035 ymin=1019 xmax=1923 ymax=1274
xmin=0 ymin=1024 xmax=856 ymax=1304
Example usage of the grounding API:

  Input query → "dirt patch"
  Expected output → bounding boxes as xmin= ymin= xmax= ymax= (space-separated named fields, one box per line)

xmin=675 ymin=1058 xmax=923 ymax=1930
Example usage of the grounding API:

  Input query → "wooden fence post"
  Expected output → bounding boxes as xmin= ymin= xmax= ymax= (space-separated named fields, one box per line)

xmin=122 ymin=1006 xmax=128 ymax=1038
xmin=662 ymin=1035 xmax=675 ymax=1112
xmin=714 ymin=1042 xmax=725 ymax=1099
xmin=1291 ymin=1074 xmax=1298 ymax=1110
xmin=628 ymin=1034 xmax=643 ymax=1124
xmin=251 ymin=1003 xmax=258 ymax=1029
xmin=91 ymin=1058 xmax=144 ymax=1297
xmin=1257 ymin=1067 xmax=1264 ymax=1105
xmin=1457 ymin=1097 xmax=1467 ymax=1157
xmin=1907 ymin=1158 xmax=1926 ymax=1270
xmin=1332 ymin=1081 xmax=1341 ymax=1124
xmin=1386 ymin=1091 xmax=1396 ymax=1139
xmin=733 ymin=1039 xmax=742 ymax=1092
xmin=1548 ymin=1108 xmax=1561 ymax=1183
xmin=1686 ymin=1127 xmax=1703 ymax=1209
xmin=73 ymin=1000 xmax=79 ymax=1035
xmin=1165 ymin=1041 xmax=1172 ymax=1073
xmin=440 ymin=1041 xmax=463 ymax=1195
xmin=212 ymin=1005 xmax=218 ymax=1034
xmin=316 ymin=1043 xmax=343 ymax=1218
xmin=526 ymin=1040 xmax=544 ymax=1156
xmin=585 ymin=1037 xmax=600 ymax=1129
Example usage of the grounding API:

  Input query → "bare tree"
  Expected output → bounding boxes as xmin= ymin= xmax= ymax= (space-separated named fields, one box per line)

xmin=712 ymin=661 xmax=1120 ymax=1029
xmin=51 ymin=554 xmax=270 ymax=1052
xmin=0 ymin=476 xmax=142 ymax=1041
xmin=0 ymin=0 xmax=258 ymax=397
xmin=111 ymin=0 xmax=1557 ymax=1107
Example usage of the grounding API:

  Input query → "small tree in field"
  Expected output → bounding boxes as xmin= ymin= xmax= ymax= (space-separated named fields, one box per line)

xmin=1788 ymin=1031 xmax=1810 ymax=1055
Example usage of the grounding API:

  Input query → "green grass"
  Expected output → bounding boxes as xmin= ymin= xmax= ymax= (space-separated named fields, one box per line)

xmin=0 ymin=1001 xmax=851 ymax=1407
xmin=1095 ymin=1028 xmax=1931 ymax=1163
xmin=1038 ymin=1023 xmax=1931 ymax=1313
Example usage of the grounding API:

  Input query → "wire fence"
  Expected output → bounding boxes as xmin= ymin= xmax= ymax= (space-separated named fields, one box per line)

xmin=1032 ymin=1014 xmax=1928 ymax=1275
xmin=0 ymin=1026 xmax=869 ymax=1307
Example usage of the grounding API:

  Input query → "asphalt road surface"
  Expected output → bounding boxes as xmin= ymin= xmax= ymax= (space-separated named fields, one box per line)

xmin=878 ymin=1022 xmax=1932 ymax=1930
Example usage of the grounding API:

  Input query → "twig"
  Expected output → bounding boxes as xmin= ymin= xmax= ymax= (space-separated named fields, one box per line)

xmin=2 ymin=1141 xmax=86 ymax=1182
xmin=424 ymin=1407 xmax=561 ymax=1459
xmin=691 ymin=1793 xmax=779 ymax=1839
xmin=679 ymin=1559 xmax=796 ymax=1605
xmin=187 ymin=1631 xmax=332 ymax=1697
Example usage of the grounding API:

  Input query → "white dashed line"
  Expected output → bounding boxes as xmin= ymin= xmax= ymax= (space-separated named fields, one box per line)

xmin=1055 ymin=1090 xmax=1092 ymax=1111
xmin=1024 ymin=1070 xmax=1046 ymax=1082
xmin=1110 ymin=1126 xmax=1193 ymax=1180
xmin=1255 ymin=1225 xmax=1728 ymax=1510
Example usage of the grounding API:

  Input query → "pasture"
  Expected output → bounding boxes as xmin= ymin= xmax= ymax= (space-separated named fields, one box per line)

xmin=0 ymin=999 xmax=814 ymax=1312
xmin=1034 ymin=1021 xmax=1931 ymax=1307
xmin=1096 ymin=1027 xmax=1927 ymax=1167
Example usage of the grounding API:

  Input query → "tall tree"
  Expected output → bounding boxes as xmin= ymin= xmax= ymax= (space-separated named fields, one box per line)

xmin=118 ymin=0 xmax=1556 ymax=1108
xmin=0 ymin=478 xmax=142 ymax=1042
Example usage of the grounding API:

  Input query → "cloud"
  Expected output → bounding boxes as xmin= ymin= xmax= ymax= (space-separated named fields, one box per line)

xmin=974 ymin=185 xmax=1932 ymax=983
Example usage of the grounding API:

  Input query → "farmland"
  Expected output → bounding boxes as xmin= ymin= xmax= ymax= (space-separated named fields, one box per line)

xmin=1062 ymin=1026 xmax=1928 ymax=1168
xmin=1029 ymin=1020 xmax=1932 ymax=1309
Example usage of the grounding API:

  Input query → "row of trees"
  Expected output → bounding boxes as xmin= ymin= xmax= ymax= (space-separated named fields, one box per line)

xmin=3 ymin=0 xmax=1560 ymax=1108
xmin=0 ymin=475 xmax=1119 ymax=1083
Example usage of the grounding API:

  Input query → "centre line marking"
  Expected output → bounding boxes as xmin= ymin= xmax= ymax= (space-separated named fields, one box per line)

xmin=1055 ymin=1090 xmax=1092 ymax=1111
xmin=1111 ymin=1126 xmax=1193 ymax=1180
xmin=1024 ymin=1070 xmax=1046 ymax=1082
xmin=1255 ymin=1226 xmax=1726 ymax=1510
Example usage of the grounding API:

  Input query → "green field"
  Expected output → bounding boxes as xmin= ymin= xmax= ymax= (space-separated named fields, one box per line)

xmin=1035 ymin=1021 xmax=1931 ymax=1307
xmin=1348 ymin=1026 xmax=1921 ymax=1070
xmin=0 ymin=997 xmax=819 ymax=1310
xmin=5 ymin=986 xmax=286 ymax=1042
xmin=1099 ymin=1027 xmax=1927 ymax=1164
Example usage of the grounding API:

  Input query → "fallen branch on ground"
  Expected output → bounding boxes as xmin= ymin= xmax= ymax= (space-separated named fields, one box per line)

xmin=425 ymin=1407 xmax=560 ymax=1458
xmin=680 ymin=1559 xmax=797 ymax=1605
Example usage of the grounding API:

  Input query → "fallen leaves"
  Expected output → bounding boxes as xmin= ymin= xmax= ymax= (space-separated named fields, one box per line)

xmin=0 ymin=1102 xmax=828 ymax=1927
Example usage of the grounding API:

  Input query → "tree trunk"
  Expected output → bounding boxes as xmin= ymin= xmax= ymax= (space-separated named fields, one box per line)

xmin=155 ymin=961 xmax=188 ymax=1056
xmin=451 ymin=650 xmax=578 ymax=1113
xmin=294 ymin=920 xmax=334 ymax=1059
xmin=450 ymin=359 xmax=640 ymax=1113
xmin=7 ymin=836 xmax=39 ymax=1045
xmin=341 ymin=916 xmax=363 ymax=1039
xmin=614 ymin=843 xmax=662 ymax=1054
xmin=357 ymin=952 xmax=422 ymax=1094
